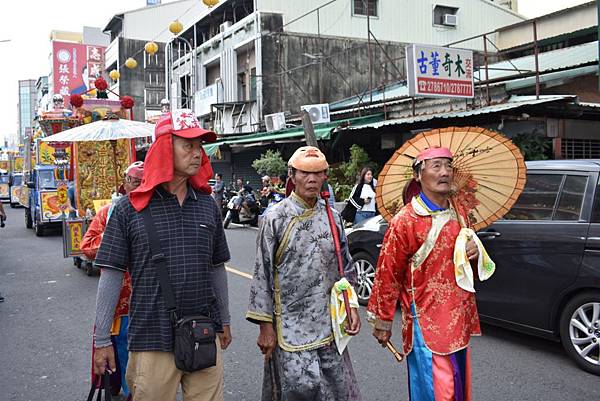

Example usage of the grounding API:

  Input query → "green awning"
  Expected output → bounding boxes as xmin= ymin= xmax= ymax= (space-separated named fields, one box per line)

xmin=206 ymin=114 xmax=384 ymax=155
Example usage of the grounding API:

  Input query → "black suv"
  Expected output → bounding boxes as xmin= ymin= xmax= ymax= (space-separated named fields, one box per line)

xmin=347 ymin=160 xmax=600 ymax=375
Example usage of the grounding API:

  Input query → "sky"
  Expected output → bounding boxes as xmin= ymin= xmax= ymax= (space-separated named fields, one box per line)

xmin=0 ymin=0 xmax=594 ymax=147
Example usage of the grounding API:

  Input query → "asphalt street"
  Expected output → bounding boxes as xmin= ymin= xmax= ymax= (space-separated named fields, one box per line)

xmin=1 ymin=204 xmax=599 ymax=401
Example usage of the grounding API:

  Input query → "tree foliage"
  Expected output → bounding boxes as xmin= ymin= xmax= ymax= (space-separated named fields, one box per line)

xmin=329 ymin=145 xmax=376 ymax=200
xmin=512 ymin=133 xmax=552 ymax=161
xmin=252 ymin=150 xmax=288 ymax=177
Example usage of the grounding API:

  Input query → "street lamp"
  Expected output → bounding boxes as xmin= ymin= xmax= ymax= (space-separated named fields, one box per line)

xmin=167 ymin=21 xmax=196 ymax=110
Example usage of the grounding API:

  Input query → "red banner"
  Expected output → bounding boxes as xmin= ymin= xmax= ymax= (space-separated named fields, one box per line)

xmin=52 ymin=41 xmax=105 ymax=104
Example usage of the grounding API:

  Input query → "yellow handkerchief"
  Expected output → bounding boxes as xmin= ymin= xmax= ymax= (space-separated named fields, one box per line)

xmin=330 ymin=278 xmax=359 ymax=354
xmin=454 ymin=228 xmax=496 ymax=292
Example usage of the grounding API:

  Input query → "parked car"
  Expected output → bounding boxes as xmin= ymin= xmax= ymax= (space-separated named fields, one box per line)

xmin=346 ymin=160 xmax=600 ymax=375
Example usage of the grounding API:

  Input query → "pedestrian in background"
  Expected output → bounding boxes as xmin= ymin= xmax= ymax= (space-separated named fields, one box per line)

xmin=0 ymin=200 xmax=6 ymax=302
xmin=81 ymin=161 xmax=144 ymax=399
xmin=212 ymin=173 xmax=224 ymax=211
xmin=347 ymin=167 xmax=377 ymax=225
xmin=93 ymin=110 xmax=232 ymax=401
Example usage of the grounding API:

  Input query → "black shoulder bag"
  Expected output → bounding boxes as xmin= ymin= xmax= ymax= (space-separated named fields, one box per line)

xmin=140 ymin=207 xmax=217 ymax=372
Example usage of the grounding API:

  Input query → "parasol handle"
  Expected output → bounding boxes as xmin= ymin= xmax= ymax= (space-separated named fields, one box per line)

xmin=386 ymin=340 xmax=404 ymax=363
xmin=321 ymin=181 xmax=353 ymax=325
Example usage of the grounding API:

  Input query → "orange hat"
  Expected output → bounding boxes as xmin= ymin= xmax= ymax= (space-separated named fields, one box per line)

xmin=288 ymin=146 xmax=329 ymax=172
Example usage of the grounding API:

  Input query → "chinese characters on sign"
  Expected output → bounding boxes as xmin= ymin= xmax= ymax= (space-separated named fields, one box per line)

xmin=52 ymin=41 xmax=106 ymax=104
xmin=406 ymin=44 xmax=474 ymax=98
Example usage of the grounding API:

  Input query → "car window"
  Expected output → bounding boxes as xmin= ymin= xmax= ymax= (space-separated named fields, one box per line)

xmin=554 ymin=175 xmax=587 ymax=221
xmin=504 ymin=174 xmax=563 ymax=220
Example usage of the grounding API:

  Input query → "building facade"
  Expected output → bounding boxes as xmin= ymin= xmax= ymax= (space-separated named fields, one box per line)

xmin=18 ymin=80 xmax=37 ymax=144
xmin=168 ymin=0 xmax=525 ymax=136
xmin=102 ymin=0 xmax=204 ymax=121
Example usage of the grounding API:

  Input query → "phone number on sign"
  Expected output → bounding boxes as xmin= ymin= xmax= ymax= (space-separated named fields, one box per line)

xmin=417 ymin=77 xmax=473 ymax=97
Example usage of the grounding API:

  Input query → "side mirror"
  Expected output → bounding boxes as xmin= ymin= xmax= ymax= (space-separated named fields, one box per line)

xmin=27 ymin=181 xmax=35 ymax=189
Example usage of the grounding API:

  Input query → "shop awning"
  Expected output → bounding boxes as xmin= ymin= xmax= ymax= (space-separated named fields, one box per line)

xmin=340 ymin=96 xmax=574 ymax=131
xmin=205 ymin=114 xmax=384 ymax=156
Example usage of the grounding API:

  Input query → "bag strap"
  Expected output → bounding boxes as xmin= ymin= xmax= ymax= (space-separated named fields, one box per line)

xmin=86 ymin=373 xmax=112 ymax=401
xmin=140 ymin=206 xmax=178 ymax=323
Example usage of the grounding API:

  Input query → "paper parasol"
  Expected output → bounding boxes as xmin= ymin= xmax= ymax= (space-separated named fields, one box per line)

xmin=376 ymin=126 xmax=526 ymax=231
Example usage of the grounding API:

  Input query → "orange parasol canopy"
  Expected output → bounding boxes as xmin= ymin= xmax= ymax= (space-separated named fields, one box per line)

xmin=376 ymin=126 xmax=526 ymax=231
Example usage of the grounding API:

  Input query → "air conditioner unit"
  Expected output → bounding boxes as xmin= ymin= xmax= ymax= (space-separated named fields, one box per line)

xmin=265 ymin=112 xmax=286 ymax=132
xmin=219 ymin=21 xmax=232 ymax=33
xmin=300 ymin=103 xmax=330 ymax=124
xmin=443 ymin=14 xmax=458 ymax=26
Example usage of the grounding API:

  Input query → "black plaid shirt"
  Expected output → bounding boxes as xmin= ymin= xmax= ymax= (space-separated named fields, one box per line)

xmin=95 ymin=185 xmax=230 ymax=352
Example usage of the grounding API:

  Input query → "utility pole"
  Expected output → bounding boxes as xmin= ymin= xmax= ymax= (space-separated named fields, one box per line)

xmin=597 ymin=0 xmax=600 ymax=90
xmin=365 ymin=0 xmax=373 ymax=104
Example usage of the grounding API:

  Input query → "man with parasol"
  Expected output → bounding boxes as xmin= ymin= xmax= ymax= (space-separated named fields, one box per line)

xmin=368 ymin=146 xmax=496 ymax=401
xmin=246 ymin=146 xmax=363 ymax=401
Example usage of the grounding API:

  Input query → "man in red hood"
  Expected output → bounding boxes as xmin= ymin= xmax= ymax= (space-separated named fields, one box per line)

xmin=93 ymin=109 xmax=232 ymax=401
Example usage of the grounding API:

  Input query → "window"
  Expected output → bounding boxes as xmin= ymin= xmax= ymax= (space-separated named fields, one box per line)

xmin=554 ymin=175 xmax=587 ymax=221
xmin=237 ymin=71 xmax=247 ymax=101
xmin=250 ymin=67 xmax=257 ymax=101
xmin=353 ymin=0 xmax=378 ymax=17
xmin=433 ymin=5 xmax=458 ymax=25
xmin=504 ymin=174 xmax=563 ymax=220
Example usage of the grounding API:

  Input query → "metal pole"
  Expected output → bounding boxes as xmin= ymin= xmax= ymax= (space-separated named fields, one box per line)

xmin=366 ymin=0 xmax=373 ymax=104
xmin=483 ymin=34 xmax=490 ymax=105
xmin=533 ymin=21 xmax=540 ymax=100
xmin=597 ymin=0 xmax=600 ymax=91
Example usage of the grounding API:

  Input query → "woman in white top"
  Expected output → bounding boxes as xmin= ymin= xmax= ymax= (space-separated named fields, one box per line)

xmin=349 ymin=167 xmax=377 ymax=225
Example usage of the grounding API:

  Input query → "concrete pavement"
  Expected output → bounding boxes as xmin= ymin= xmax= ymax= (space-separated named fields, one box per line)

xmin=0 ymin=206 xmax=598 ymax=400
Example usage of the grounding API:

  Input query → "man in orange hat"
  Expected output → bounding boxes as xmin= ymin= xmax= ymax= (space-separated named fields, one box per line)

xmin=246 ymin=146 xmax=363 ymax=401
xmin=93 ymin=109 xmax=231 ymax=401
xmin=368 ymin=147 xmax=480 ymax=401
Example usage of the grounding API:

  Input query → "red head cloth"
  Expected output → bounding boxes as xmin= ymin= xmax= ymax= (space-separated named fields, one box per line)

xmin=129 ymin=110 xmax=216 ymax=212
xmin=415 ymin=146 xmax=453 ymax=163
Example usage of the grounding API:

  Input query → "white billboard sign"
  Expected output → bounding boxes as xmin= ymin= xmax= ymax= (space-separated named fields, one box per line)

xmin=406 ymin=44 xmax=474 ymax=98
xmin=194 ymin=83 xmax=218 ymax=116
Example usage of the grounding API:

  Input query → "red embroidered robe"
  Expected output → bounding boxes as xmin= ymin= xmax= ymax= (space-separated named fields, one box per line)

xmin=367 ymin=200 xmax=480 ymax=355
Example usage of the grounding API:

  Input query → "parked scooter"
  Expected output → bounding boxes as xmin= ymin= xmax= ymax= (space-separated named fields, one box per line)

xmin=223 ymin=189 xmax=259 ymax=229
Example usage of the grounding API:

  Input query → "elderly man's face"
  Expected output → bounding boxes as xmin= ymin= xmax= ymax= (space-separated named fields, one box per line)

xmin=291 ymin=170 xmax=326 ymax=202
xmin=417 ymin=157 xmax=453 ymax=197
xmin=172 ymin=136 xmax=203 ymax=177
xmin=123 ymin=175 xmax=142 ymax=194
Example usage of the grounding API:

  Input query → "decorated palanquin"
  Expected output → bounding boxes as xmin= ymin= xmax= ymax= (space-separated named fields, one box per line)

xmin=74 ymin=138 xmax=132 ymax=215
xmin=70 ymin=98 xmax=134 ymax=217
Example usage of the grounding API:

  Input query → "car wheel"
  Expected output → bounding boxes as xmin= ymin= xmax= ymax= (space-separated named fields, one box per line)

xmin=352 ymin=251 xmax=377 ymax=306
xmin=25 ymin=208 xmax=32 ymax=229
xmin=559 ymin=292 xmax=600 ymax=375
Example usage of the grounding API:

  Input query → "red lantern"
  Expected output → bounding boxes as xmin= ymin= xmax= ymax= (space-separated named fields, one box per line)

xmin=70 ymin=94 xmax=84 ymax=108
xmin=120 ymin=96 xmax=135 ymax=109
xmin=94 ymin=77 xmax=108 ymax=91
